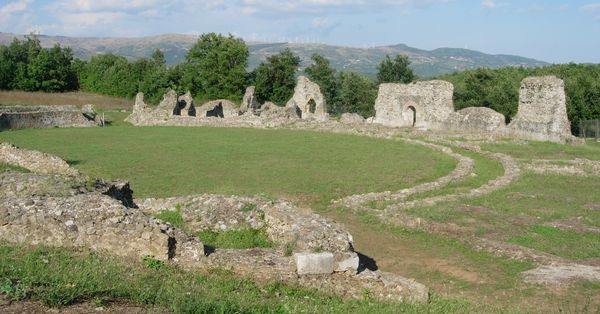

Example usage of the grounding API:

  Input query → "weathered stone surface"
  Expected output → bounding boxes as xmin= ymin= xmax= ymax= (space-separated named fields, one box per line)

xmin=263 ymin=201 xmax=354 ymax=253
xmin=0 ymin=105 xmax=99 ymax=130
xmin=175 ymin=91 xmax=196 ymax=117
xmin=334 ymin=252 xmax=360 ymax=273
xmin=0 ymin=183 xmax=203 ymax=261
xmin=197 ymin=100 xmax=238 ymax=118
xmin=0 ymin=143 xmax=78 ymax=176
xmin=239 ymin=86 xmax=259 ymax=114
xmin=340 ymin=113 xmax=365 ymax=124
xmin=294 ymin=252 xmax=334 ymax=275
xmin=259 ymin=102 xmax=301 ymax=120
xmin=133 ymin=92 xmax=148 ymax=114
xmin=154 ymin=89 xmax=178 ymax=119
xmin=286 ymin=76 xmax=328 ymax=121
xmin=374 ymin=80 xmax=454 ymax=129
xmin=447 ymin=107 xmax=506 ymax=132
xmin=508 ymin=76 xmax=573 ymax=143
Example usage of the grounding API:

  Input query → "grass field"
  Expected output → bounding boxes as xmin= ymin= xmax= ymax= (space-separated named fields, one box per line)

xmin=0 ymin=125 xmax=455 ymax=205
xmin=2 ymin=109 xmax=600 ymax=312
xmin=0 ymin=90 xmax=132 ymax=110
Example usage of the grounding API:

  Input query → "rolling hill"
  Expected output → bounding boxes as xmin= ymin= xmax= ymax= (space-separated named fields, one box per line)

xmin=0 ymin=32 xmax=549 ymax=78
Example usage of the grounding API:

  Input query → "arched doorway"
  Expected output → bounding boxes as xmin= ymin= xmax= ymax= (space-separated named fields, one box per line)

xmin=407 ymin=106 xmax=416 ymax=127
xmin=308 ymin=99 xmax=317 ymax=114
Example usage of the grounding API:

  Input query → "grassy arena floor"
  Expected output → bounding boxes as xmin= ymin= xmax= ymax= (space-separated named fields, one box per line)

xmin=0 ymin=124 xmax=456 ymax=205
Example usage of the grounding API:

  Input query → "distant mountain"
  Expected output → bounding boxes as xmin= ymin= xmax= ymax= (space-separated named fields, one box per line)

xmin=0 ymin=32 xmax=549 ymax=78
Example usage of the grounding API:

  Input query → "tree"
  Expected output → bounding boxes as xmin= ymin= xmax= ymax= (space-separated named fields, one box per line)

xmin=253 ymin=49 xmax=301 ymax=105
xmin=334 ymin=72 xmax=378 ymax=117
xmin=305 ymin=54 xmax=337 ymax=109
xmin=186 ymin=33 xmax=248 ymax=100
xmin=376 ymin=54 xmax=415 ymax=84
xmin=151 ymin=49 xmax=166 ymax=67
xmin=0 ymin=35 xmax=77 ymax=92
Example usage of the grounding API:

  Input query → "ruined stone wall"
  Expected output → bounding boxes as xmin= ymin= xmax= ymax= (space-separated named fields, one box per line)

xmin=445 ymin=107 xmax=507 ymax=133
xmin=0 ymin=143 xmax=78 ymax=176
xmin=286 ymin=76 xmax=328 ymax=121
xmin=0 ymin=105 xmax=98 ymax=130
xmin=374 ymin=80 xmax=454 ymax=129
xmin=508 ymin=76 xmax=574 ymax=143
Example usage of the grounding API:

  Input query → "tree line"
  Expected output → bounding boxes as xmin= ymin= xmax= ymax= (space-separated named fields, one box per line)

xmin=0 ymin=34 xmax=414 ymax=117
xmin=439 ymin=64 xmax=600 ymax=133
xmin=1 ymin=34 xmax=599 ymax=132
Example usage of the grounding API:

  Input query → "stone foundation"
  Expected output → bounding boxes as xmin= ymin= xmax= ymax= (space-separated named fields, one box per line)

xmin=0 ymin=105 xmax=99 ymax=130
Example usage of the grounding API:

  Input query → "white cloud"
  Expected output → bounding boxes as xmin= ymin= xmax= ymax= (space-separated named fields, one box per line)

xmin=0 ymin=0 xmax=32 ymax=31
xmin=582 ymin=2 xmax=600 ymax=20
xmin=238 ymin=0 xmax=450 ymax=14
xmin=481 ymin=0 xmax=496 ymax=9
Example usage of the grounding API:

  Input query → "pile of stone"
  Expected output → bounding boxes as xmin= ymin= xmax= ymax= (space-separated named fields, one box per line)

xmin=0 ymin=144 xmax=428 ymax=303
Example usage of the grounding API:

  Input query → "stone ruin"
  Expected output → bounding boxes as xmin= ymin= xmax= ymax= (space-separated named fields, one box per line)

xmin=197 ymin=100 xmax=238 ymax=118
xmin=373 ymin=76 xmax=578 ymax=144
xmin=507 ymin=76 xmax=573 ymax=143
xmin=0 ymin=105 xmax=101 ymax=130
xmin=0 ymin=143 xmax=429 ymax=303
xmin=374 ymin=80 xmax=455 ymax=129
xmin=286 ymin=76 xmax=329 ymax=121
xmin=124 ymin=75 xmax=579 ymax=144
xmin=239 ymin=86 xmax=260 ymax=114
xmin=125 ymin=76 xmax=331 ymax=127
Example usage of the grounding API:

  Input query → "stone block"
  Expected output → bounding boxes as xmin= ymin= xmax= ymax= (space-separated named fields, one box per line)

xmin=294 ymin=252 xmax=334 ymax=275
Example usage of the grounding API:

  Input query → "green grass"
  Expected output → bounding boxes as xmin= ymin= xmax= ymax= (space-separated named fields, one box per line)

xmin=509 ymin=226 xmax=600 ymax=260
xmin=0 ymin=126 xmax=456 ymax=205
xmin=0 ymin=245 xmax=490 ymax=313
xmin=196 ymin=229 xmax=274 ymax=249
xmin=404 ymin=147 xmax=504 ymax=202
xmin=154 ymin=207 xmax=184 ymax=228
xmin=396 ymin=171 xmax=600 ymax=258
xmin=0 ymin=162 xmax=30 ymax=173
xmin=482 ymin=140 xmax=600 ymax=160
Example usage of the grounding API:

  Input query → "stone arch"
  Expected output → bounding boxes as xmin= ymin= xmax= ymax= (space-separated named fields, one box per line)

xmin=407 ymin=106 xmax=416 ymax=127
xmin=308 ymin=99 xmax=317 ymax=114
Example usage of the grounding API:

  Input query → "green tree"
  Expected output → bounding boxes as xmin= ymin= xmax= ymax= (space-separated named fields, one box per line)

xmin=151 ymin=49 xmax=166 ymax=67
xmin=253 ymin=49 xmax=301 ymax=105
xmin=334 ymin=72 xmax=378 ymax=117
xmin=305 ymin=54 xmax=337 ymax=109
xmin=185 ymin=33 xmax=249 ymax=100
xmin=376 ymin=54 xmax=415 ymax=84
xmin=0 ymin=36 xmax=77 ymax=92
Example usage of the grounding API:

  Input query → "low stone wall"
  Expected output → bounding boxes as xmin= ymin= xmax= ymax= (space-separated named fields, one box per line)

xmin=0 ymin=105 xmax=99 ymax=130
xmin=0 ymin=143 xmax=78 ymax=176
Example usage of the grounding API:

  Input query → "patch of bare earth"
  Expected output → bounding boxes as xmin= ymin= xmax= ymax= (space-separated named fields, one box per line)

xmin=0 ymin=91 xmax=132 ymax=110
xmin=0 ymin=296 xmax=164 ymax=314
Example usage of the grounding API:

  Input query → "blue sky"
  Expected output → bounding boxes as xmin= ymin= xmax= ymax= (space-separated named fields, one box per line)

xmin=1 ymin=0 xmax=599 ymax=63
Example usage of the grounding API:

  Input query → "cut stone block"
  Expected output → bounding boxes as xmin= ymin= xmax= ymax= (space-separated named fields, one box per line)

xmin=294 ymin=252 xmax=334 ymax=275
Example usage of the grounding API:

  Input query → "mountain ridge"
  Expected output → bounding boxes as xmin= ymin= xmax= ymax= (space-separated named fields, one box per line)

xmin=0 ymin=32 xmax=549 ymax=78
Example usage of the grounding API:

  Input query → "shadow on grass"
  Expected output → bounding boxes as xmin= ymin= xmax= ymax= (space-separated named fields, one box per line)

xmin=66 ymin=160 xmax=82 ymax=166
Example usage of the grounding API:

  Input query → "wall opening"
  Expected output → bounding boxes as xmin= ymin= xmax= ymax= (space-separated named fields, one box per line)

xmin=407 ymin=106 xmax=416 ymax=127
xmin=308 ymin=99 xmax=317 ymax=114
xmin=206 ymin=103 xmax=224 ymax=118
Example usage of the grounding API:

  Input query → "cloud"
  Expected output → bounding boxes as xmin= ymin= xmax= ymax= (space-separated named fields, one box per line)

xmin=0 ymin=0 xmax=32 ymax=31
xmin=481 ymin=0 xmax=496 ymax=9
xmin=582 ymin=2 xmax=600 ymax=20
xmin=238 ymin=0 xmax=450 ymax=15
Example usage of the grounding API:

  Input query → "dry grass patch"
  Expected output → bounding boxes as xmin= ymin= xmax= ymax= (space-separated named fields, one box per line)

xmin=0 ymin=90 xmax=132 ymax=110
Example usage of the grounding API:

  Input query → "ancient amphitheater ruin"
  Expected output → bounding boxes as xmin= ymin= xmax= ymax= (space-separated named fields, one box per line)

xmin=122 ymin=75 xmax=579 ymax=144
xmin=2 ymin=74 xmax=598 ymax=306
